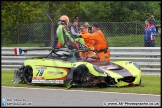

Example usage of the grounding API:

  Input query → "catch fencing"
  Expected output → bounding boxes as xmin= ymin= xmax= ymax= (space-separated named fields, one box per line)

xmin=2 ymin=21 xmax=161 ymax=48
xmin=1 ymin=47 xmax=161 ymax=75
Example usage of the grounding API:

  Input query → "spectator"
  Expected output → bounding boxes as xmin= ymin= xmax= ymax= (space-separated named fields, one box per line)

xmin=144 ymin=18 xmax=157 ymax=62
xmin=70 ymin=19 xmax=86 ymax=50
xmin=150 ymin=15 xmax=156 ymax=26
xmin=144 ymin=18 xmax=157 ymax=47
xmin=80 ymin=23 xmax=110 ymax=62
xmin=70 ymin=19 xmax=80 ymax=38
xmin=75 ymin=16 xmax=79 ymax=22
xmin=75 ymin=15 xmax=81 ymax=28
xmin=150 ymin=15 xmax=160 ymax=35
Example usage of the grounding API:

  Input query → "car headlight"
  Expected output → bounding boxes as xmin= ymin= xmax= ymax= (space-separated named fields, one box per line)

xmin=134 ymin=62 xmax=140 ymax=70
xmin=93 ymin=65 xmax=106 ymax=75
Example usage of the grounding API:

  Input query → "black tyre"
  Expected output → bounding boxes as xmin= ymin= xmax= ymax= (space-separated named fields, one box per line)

xmin=23 ymin=66 xmax=33 ymax=84
xmin=81 ymin=72 xmax=92 ymax=87
xmin=73 ymin=65 xmax=87 ymax=81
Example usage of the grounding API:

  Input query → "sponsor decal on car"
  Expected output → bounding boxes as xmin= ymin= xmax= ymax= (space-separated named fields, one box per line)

xmin=36 ymin=67 xmax=47 ymax=70
xmin=72 ymin=64 xmax=76 ymax=66
xmin=99 ymin=66 xmax=116 ymax=70
xmin=32 ymin=80 xmax=64 ymax=84
xmin=47 ymin=71 xmax=64 ymax=75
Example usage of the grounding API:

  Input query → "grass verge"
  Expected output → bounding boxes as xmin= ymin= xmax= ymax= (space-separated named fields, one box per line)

xmin=1 ymin=70 xmax=161 ymax=95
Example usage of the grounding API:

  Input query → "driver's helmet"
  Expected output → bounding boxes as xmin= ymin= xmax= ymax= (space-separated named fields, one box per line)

xmin=58 ymin=15 xmax=69 ymax=25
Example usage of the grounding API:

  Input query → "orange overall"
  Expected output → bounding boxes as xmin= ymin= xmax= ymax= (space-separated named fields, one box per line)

xmin=80 ymin=29 xmax=95 ymax=57
xmin=82 ymin=30 xmax=110 ymax=62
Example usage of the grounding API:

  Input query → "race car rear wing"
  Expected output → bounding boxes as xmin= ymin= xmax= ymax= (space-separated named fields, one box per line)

xmin=13 ymin=47 xmax=97 ymax=55
xmin=13 ymin=47 xmax=100 ymax=61
xmin=13 ymin=47 xmax=52 ymax=55
xmin=13 ymin=47 xmax=72 ymax=57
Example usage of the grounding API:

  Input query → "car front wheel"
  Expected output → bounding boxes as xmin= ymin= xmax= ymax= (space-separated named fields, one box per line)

xmin=23 ymin=66 xmax=33 ymax=84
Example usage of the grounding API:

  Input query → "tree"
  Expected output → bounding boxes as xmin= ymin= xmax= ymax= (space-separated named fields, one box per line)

xmin=47 ymin=1 xmax=80 ymax=22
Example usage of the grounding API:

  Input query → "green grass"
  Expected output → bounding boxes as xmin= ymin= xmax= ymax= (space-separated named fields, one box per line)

xmin=2 ymin=42 xmax=45 ymax=47
xmin=2 ymin=35 xmax=161 ymax=47
xmin=107 ymin=35 xmax=161 ymax=47
xmin=2 ymin=71 xmax=160 ymax=95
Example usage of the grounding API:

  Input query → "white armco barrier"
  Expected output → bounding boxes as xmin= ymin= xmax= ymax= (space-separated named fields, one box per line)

xmin=1 ymin=47 xmax=161 ymax=75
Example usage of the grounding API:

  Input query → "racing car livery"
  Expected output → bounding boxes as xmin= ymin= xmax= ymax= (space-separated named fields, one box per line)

xmin=12 ymin=48 xmax=143 ymax=89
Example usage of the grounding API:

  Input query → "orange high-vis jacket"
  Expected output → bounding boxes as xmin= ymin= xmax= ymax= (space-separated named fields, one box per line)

xmin=82 ymin=29 xmax=108 ymax=51
xmin=80 ymin=29 xmax=93 ymax=49
xmin=82 ymin=29 xmax=110 ymax=62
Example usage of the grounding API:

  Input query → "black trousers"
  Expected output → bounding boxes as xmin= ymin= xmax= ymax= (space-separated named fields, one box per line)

xmin=144 ymin=40 xmax=155 ymax=47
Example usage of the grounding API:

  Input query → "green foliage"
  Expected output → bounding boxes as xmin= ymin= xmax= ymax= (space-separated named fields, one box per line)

xmin=2 ymin=42 xmax=45 ymax=47
xmin=1 ymin=1 xmax=49 ymax=24
xmin=1 ymin=1 xmax=161 ymax=24
xmin=47 ymin=1 xmax=80 ymax=22
xmin=78 ymin=1 xmax=111 ymax=22
xmin=108 ymin=1 xmax=160 ymax=22
xmin=1 ymin=1 xmax=50 ymax=45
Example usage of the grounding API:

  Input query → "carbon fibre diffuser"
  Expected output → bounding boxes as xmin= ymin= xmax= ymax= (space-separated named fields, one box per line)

xmin=12 ymin=69 xmax=24 ymax=84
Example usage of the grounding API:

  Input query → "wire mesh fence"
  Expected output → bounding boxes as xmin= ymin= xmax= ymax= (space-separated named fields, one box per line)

xmin=1 ymin=21 xmax=161 ymax=47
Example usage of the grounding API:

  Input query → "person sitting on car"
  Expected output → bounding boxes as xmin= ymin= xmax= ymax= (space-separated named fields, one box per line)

xmin=56 ymin=15 xmax=88 ymax=59
xmin=56 ymin=15 xmax=79 ymax=50
xmin=57 ymin=15 xmax=87 ymax=50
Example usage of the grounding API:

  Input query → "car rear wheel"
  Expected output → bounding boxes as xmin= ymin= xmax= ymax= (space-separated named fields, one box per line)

xmin=23 ymin=66 xmax=33 ymax=84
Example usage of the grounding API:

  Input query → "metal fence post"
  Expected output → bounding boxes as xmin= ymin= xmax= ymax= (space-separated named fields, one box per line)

xmin=136 ymin=21 xmax=137 ymax=46
xmin=130 ymin=34 xmax=132 ymax=47
xmin=18 ymin=25 xmax=20 ymax=45
xmin=50 ymin=22 xmax=54 ymax=47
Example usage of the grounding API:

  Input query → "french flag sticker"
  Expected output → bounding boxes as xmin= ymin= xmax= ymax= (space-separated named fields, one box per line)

xmin=14 ymin=48 xmax=22 ymax=55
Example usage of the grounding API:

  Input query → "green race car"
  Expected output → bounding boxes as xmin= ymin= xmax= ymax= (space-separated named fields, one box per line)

xmin=12 ymin=48 xmax=143 ymax=89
